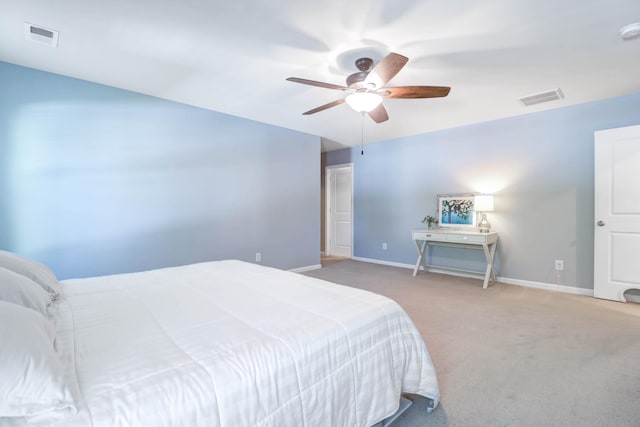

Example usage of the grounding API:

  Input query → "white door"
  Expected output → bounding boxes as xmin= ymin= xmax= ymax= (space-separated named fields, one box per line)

xmin=594 ymin=124 xmax=640 ymax=301
xmin=326 ymin=165 xmax=353 ymax=257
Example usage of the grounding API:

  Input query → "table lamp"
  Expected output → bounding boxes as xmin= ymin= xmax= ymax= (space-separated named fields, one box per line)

xmin=474 ymin=195 xmax=494 ymax=233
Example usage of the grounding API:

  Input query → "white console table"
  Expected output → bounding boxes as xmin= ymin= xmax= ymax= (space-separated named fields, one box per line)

xmin=412 ymin=229 xmax=499 ymax=288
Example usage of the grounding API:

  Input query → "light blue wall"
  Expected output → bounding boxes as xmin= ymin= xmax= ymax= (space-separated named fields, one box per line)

xmin=326 ymin=92 xmax=640 ymax=290
xmin=0 ymin=61 xmax=320 ymax=279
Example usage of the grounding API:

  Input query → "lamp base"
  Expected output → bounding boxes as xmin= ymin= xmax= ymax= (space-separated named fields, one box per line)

xmin=478 ymin=213 xmax=491 ymax=233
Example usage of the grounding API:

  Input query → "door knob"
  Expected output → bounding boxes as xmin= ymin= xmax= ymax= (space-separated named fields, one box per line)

xmin=597 ymin=221 xmax=605 ymax=226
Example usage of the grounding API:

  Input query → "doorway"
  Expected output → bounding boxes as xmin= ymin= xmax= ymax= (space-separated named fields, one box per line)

xmin=325 ymin=164 xmax=353 ymax=258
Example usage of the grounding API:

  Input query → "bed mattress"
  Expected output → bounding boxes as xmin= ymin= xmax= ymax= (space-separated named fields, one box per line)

xmin=17 ymin=260 xmax=439 ymax=427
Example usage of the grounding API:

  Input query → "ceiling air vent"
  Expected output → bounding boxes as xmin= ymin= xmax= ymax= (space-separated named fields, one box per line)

xmin=518 ymin=88 xmax=564 ymax=106
xmin=24 ymin=23 xmax=59 ymax=47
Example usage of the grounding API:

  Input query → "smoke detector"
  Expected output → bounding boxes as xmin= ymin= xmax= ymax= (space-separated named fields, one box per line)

xmin=620 ymin=23 xmax=640 ymax=41
xmin=518 ymin=88 xmax=565 ymax=106
xmin=24 ymin=23 xmax=59 ymax=47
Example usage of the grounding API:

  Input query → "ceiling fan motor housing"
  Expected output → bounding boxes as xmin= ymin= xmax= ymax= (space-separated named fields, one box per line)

xmin=355 ymin=57 xmax=373 ymax=71
xmin=347 ymin=57 xmax=375 ymax=87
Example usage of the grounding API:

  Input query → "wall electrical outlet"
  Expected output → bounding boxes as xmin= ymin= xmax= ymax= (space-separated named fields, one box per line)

xmin=555 ymin=259 xmax=564 ymax=271
xmin=256 ymin=252 xmax=261 ymax=263
xmin=382 ymin=242 xmax=387 ymax=250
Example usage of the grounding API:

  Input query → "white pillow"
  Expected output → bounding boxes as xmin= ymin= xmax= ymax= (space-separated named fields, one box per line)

xmin=0 ymin=250 xmax=59 ymax=295
xmin=0 ymin=267 xmax=54 ymax=319
xmin=0 ymin=301 xmax=76 ymax=417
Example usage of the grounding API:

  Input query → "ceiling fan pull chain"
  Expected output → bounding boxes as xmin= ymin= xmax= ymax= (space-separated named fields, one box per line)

xmin=360 ymin=112 xmax=365 ymax=155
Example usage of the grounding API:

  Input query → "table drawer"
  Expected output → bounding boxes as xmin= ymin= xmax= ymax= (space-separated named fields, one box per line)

xmin=414 ymin=232 xmax=447 ymax=242
xmin=424 ymin=231 xmax=447 ymax=242
xmin=412 ymin=231 xmax=428 ymax=240
xmin=446 ymin=234 xmax=486 ymax=244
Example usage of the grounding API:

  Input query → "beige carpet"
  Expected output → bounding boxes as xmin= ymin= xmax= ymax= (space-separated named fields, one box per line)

xmin=303 ymin=259 xmax=640 ymax=427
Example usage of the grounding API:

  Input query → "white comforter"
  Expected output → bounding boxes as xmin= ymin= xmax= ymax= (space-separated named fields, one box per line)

xmin=22 ymin=260 xmax=439 ymax=427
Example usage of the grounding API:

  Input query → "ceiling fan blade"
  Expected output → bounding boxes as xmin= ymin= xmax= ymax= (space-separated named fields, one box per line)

xmin=367 ymin=103 xmax=389 ymax=123
xmin=286 ymin=77 xmax=348 ymax=91
xmin=364 ymin=53 xmax=409 ymax=88
xmin=303 ymin=98 xmax=345 ymax=115
xmin=384 ymin=86 xmax=451 ymax=99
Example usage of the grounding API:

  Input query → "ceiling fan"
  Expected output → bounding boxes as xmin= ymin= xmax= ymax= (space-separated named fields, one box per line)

xmin=287 ymin=52 xmax=450 ymax=123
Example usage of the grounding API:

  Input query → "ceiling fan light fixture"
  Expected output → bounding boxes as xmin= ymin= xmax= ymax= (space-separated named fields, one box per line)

xmin=345 ymin=92 xmax=383 ymax=113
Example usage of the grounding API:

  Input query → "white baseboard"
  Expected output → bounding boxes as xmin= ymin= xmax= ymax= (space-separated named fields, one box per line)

xmin=289 ymin=264 xmax=322 ymax=273
xmin=352 ymin=256 xmax=415 ymax=270
xmin=351 ymin=256 xmax=593 ymax=297
xmin=498 ymin=276 xmax=593 ymax=296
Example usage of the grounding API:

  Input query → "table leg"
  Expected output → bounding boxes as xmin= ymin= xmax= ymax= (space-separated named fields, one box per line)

xmin=412 ymin=240 xmax=428 ymax=276
xmin=481 ymin=242 xmax=498 ymax=288
xmin=489 ymin=241 xmax=498 ymax=281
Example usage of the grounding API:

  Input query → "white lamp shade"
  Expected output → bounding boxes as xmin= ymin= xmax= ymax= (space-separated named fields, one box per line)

xmin=474 ymin=195 xmax=494 ymax=212
xmin=345 ymin=92 xmax=383 ymax=112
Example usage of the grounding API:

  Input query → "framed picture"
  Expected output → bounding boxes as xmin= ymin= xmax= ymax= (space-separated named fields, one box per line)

xmin=437 ymin=193 xmax=476 ymax=229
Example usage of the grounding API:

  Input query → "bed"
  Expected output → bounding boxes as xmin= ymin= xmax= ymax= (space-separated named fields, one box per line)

xmin=0 ymin=255 xmax=439 ymax=427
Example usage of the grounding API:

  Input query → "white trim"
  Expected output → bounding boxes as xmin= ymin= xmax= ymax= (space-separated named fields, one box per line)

xmin=325 ymin=163 xmax=354 ymax=258
xmin=352 ymin=256 xmax=416 ymax=270
xmin=351 ymin=256 xmax=593 ymax=297
xmin=498 ymin=276 xmax=593 ymax=296
xmin=289 ymin=264 xmax=322 ymax=273
xmin=325 ymin=168 xmax=330 ymax=256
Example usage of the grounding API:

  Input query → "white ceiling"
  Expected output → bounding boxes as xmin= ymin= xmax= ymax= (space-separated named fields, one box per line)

xmin=2 ymin=0 xmax=640 ymax=151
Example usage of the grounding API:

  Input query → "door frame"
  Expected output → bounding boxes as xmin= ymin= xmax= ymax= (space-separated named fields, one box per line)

xmin=325 ymin=163 xmax=354 ymax=257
